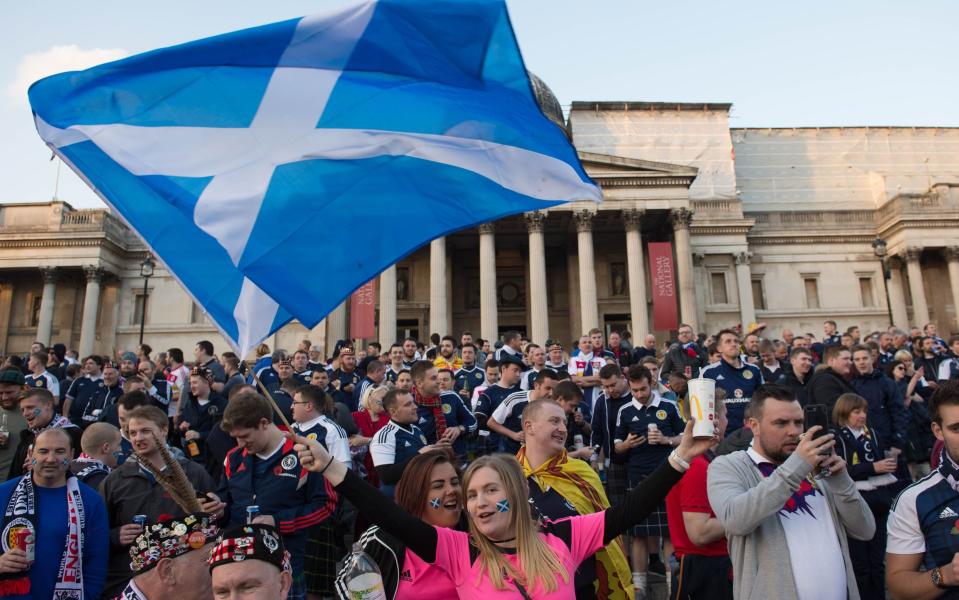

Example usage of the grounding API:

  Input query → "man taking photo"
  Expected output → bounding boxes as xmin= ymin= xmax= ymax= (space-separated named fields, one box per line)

xmin=708 ymin=384 xmax=874 ymax=600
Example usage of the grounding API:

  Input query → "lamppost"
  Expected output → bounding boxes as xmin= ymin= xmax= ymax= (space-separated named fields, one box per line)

xmin=138 ymin=255 xmax=155 ymax=345
xmin=872 ymin=238 xmax=894 ymax=327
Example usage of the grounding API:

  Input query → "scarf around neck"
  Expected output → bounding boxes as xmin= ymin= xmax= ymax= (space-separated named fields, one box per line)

xmin=412 ymin=387 xmax=447 ymax=438
xmin=30 ymin=414 xmax=76 ymax=436
xmin=516 ymin=447 xmax=633 ymax=600
xmin=0 ymin=475 xmax=85 ymax=598
xmin=940 ymin=450 xmax=959 ymax=493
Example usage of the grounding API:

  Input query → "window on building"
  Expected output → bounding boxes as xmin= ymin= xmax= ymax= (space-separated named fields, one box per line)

xmin=804 ymin=277 xmax=820 ymax=309
xmin=859 ymin=277 xmax=875 ymax=307
xmin=191 ymin=302 xmax=204 ymax=324
xmin=29 ymin=295 xmax=41 ymax=327
xmin=710 ymin=272 xmax=728 ymax=304
xmin=133 ymin=293 xmax=146 ymax=325
xmin=752 ymin=278 xmax=766 ymax=310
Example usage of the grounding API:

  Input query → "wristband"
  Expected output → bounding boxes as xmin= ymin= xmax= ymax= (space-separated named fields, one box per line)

xmin=668 ymin=450 xmax=690 ymax=472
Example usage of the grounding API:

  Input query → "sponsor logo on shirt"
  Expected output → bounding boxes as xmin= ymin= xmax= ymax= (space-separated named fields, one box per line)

xmin=400 ymin=569 xmax=412 ymax=582
xmin=940 ymin=506 xmax=959 ymax=519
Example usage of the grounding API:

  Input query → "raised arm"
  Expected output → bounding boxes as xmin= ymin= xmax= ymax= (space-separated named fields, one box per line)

xmin=295 ymin=435 xmax=439 ymax=562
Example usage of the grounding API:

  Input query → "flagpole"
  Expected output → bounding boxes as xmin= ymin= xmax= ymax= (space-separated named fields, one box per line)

xmin=250 ymin=369 xmax=293 ymax=431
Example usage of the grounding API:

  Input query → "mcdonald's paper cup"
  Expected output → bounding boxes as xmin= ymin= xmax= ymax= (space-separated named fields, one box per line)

xmin=687 ymin=378 xmax=716 ymax=439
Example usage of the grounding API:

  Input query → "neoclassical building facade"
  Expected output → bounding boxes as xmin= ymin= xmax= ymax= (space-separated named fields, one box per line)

xmin=2 ymin=95 xmax=959 ymax=358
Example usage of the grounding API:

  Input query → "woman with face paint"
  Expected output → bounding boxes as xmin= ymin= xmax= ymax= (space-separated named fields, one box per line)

xmin=335 ymin=449 xmax=463 ymax=599
xmin=298 ymin=419 xmax=715 ymax=599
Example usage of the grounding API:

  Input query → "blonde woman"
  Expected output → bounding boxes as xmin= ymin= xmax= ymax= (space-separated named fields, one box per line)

xmin=295 ymin=418 xmax=713 ymax=598
xmin=351 ymin=385 xmax=390 ymax=487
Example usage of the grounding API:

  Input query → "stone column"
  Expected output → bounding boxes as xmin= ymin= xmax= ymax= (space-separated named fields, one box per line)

xmin=325 ymin=301 xmax=348 ymax=351
xmin=429 ymin=237 xmax=448 ymax=336
xmin=378 ymin=265 xmax=397 ymax=348
xmin=886 ymin=257 xmax=909 ymax=330
xmin=904 ymin=247 xmax=930 ymax=327
xmin=945 ymin=248 xmax=959 ymax=328
xmin=36 ymin=267 xmax=58 ymax=346
xmin=623 ymin=209 xmax=649 ymax=336
xmin=574 ymin=210 xmax=599 ymax=333
xmin=478 ymin=223 xmax=498 ymax=342
xmin=734 ymin=252 xmax=757 ymax=328
xmin=78 ymin=266 xmax=102 ymax=358
xmin=670 ymin=208 xmax=699 ymax=332
xmin=526 ymin=212 xmax=549 ymax=344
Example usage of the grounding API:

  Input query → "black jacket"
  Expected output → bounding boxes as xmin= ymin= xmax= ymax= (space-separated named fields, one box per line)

xmin=99 ymin=455 xmax=217 ymax=598
xmin=660 ymin=343 xmax=706 ymax=381
xmin=778 ymin=370 xmax=812 ymax=406
xmin=851 ymin=369 xmax=908 ymax=451
xmin=807 ymin=367 xmax=856 ymax=414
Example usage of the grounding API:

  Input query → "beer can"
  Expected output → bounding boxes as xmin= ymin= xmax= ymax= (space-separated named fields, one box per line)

xmin=687 ymin=378 xmax=716 ymax=439
xmin=246 ymin=505 xmax=260 ymax=524
xmin=15 ymin=530 xmax=34 ymax=562
xmin=133 ymin=515 xmax=147 ymax=527
xmin=573 ymin=434 xmax=584 ymax=450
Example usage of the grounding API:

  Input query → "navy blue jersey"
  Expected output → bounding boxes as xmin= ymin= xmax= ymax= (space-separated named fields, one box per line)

xmin=414 ymin=391 xmax=476 ymax=458
xmin=292 ymin=370 xmax=312 ymax=386
xmin=370 ymin=420 xmax=427 ymax=468
xmin=384 ymin=366 xmax=405 ymax=384
xmin=475 ymin=383 xmax=520 ymax=453
xmin=700 ymin=359 xmax=763 ymax=433
xmin=252 ymin=366 xmax=280 ymax=392
xmin=351 ymin=376 xmax=376 ymax=412
xmin=332 ymin=368 xmax=362 ymax=403
xmin=613 ymin=398 xmax=685 ymax=483
xmin=65 ymin=376 xmax=102 ymax=423
xmin=220 ymin=438 xmax=336 ymax=575
xmin=888 ymin=466 xmax=959 ymax=598
xmin=490 ymin=390 xmax=529 ymax=454
xmin=454 ymin=365 xmax=485 ymax=394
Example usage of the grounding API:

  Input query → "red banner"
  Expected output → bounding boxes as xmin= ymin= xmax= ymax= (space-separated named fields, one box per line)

xmin=349 ymin=279 xmax=377 ymax=340
xmin=647 ymin=242 xmax=678 ymax=331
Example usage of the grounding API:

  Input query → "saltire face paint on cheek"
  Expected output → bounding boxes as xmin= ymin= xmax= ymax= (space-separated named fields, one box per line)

xmin=429 ymin=497 xmax=442 ymax=510
xmin=496 ymin=499 xmax=510 ymax=513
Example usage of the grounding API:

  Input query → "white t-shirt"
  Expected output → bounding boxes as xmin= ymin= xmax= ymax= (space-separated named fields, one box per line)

xmin=747 ymin=447 xmax=846 ymax=600
xmin=167 ymin=365 xmax=190 ymax=416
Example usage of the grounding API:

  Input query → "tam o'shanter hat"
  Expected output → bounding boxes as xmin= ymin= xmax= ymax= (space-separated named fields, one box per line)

xmin=208 ymin=524 xmax=292 ymax=574
xmin=129 ymin=513 xmax=219 ymax=575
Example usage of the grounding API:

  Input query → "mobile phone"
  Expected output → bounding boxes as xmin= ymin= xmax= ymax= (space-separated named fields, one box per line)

xmin=803 ymin=404 xmax=830 ymax=440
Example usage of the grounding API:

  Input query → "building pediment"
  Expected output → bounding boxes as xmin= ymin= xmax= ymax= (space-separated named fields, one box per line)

xmin=578 ymin=151 xmax=698 ymax=189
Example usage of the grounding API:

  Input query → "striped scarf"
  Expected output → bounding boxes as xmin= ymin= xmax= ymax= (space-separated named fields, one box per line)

xmin=412 ymin=387 xmax=447 ymax=438
xmin=517 ymin=447 xmax=633 ymax=600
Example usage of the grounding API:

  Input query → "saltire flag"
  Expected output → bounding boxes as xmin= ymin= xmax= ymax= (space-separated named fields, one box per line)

xmin=28 ymin=0 xmax=601 ymax=356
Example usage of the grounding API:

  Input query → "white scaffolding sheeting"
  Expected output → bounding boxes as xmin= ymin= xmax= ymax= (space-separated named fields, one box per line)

xmin=570 ymin=107 xmax=737 ymax=201
xmin=731 ymin=127 xmax=959 ymax=211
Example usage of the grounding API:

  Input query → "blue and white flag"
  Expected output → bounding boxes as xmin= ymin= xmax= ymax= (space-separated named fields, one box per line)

xmin=29 ymin=0 xmax=601 ymax=356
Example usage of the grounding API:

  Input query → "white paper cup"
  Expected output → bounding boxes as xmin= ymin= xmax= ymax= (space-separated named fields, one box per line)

xmin=687 ymin=378 xmax=716 ymax=439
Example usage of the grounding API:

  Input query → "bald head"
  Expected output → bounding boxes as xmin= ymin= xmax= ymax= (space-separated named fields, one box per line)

xmin=81 ymin=422 xmax=121 ymax=456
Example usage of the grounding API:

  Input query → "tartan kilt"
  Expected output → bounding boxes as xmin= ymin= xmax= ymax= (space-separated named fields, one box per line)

xmin=627 ymin=474 xmax=669 ymax=538
xmin=304 ymin=519 xmax=338 ymax=594
xmin=605 ymin=462 xmax=628 ymax=507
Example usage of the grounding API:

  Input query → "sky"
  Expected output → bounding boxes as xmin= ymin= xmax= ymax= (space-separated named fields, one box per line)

xmin=2 ymin=0 xmax=957 ymax=208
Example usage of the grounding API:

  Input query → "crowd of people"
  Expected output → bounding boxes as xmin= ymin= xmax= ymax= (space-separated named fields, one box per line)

xmin=0 ymin=318 xmax=957 ymax=599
